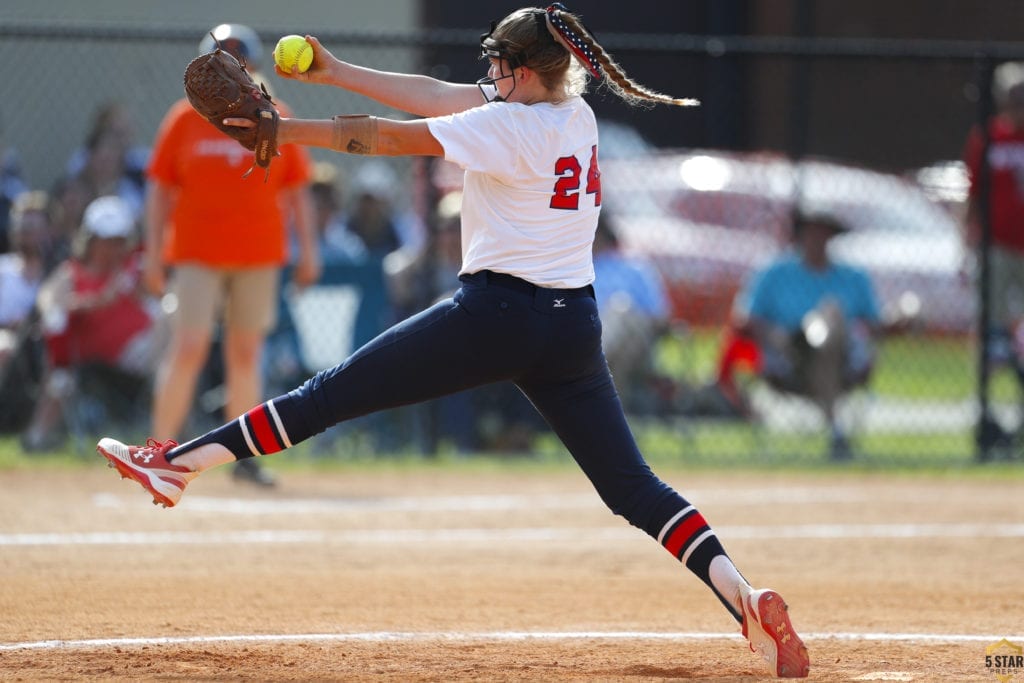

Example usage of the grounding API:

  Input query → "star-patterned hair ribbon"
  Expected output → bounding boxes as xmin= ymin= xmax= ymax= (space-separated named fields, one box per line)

xmin=545 ymin=3 xmax=602 ymax=79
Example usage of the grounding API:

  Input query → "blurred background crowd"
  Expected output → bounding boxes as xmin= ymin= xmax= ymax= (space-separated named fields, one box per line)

xmin=1 ymin=0 xmax=1023 ymax=467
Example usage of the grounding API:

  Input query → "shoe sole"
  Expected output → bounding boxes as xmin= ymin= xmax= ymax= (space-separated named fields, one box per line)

xmin=746 ymin=590 xmax=810 ymax=678
xmin=97 ymin=439 xmax=184 ymax=508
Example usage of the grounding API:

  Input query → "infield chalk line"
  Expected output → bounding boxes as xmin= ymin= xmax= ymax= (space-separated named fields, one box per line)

xmin=3 ymin=630 xmax=1023 ymax=652
xmin=3 ymin=522 xmax=1024 ymax=547
xmin=89 ymin=488 xmax=890 ymax=514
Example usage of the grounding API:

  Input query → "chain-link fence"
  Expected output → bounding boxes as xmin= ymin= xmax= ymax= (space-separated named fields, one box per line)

xmin=1 ymin=22 xmax=1021 ymax=466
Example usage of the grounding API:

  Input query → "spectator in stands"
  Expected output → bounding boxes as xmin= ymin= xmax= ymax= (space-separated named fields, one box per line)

xmin=22 ymin=195 xmax=161 ymax=450
xmin=69 ymin=103 xmax=147 ymax=224
xmin=385 ymin=190 xmax=463 ymax=318
xmin=347 ymin=160 xmax=421 ymax=259
xmin=0 ymin=192 xmax=50 ymax=343
xmin=143 ymin=23 xmax=319 ymax=485
xmin=65 ymin=102 xmax=148 ymax=200
xmin=309 ymin=161 xmax=367 ymax=264
xmin=46 ymin=175 xmax=93 ymax=273
xmin=728 ymin=210 xmax=883 ymax=460
xmin=591 ymin=214 xmax=673 ymax=415
xmin=0 ymin=111 xmax=29 ymax=255
xmin=0 ymin=192 xmax=52 ymax=433
xmin=962 ymin=60 xmax=1024 ymax=448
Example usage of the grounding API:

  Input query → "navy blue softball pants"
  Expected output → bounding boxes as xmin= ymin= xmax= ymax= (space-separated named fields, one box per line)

xmin=258 ymin=270 xmax=720 ymax=567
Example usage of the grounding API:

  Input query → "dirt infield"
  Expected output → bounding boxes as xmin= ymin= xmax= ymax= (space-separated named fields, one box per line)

xmin=0 ymin=464 xmax=1021 ymax=681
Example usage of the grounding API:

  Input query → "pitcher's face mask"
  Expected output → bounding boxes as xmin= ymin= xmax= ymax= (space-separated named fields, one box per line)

xmin=476 ymin=11 xmax=549 ymax=103
xmin=476 ymin=21 xmax=525 ymax=103
xmin=476 ymin=61 xmax=517 ymax=103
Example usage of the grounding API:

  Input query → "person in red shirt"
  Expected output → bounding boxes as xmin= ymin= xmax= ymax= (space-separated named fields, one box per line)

xmin=145 ymin=24 xmax=320 ymax=485
xmin=23 ymin=195 xmax=160 ymax=450
xmin=963 ymin=60 xmax=1024 ymax=443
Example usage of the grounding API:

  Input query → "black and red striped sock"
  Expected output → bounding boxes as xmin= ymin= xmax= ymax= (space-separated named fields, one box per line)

xmin=657 ymin=503 xmax=743 ymax=624
xmin=167 ymin=397 xmax=298 ymax=461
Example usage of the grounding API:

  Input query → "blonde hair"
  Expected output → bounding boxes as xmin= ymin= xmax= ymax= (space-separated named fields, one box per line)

xmin=9 ymin=191 xmax=50 ymax=231
xmin=489 ymin=6 xmax=698 ymax=108
xmin=7 ymin=190 xmax=50 ymax=253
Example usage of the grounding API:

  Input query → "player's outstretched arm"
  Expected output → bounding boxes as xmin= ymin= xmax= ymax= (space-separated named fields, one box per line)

xmin=223 ymin=115 xmax=443 ymax=158
xmin=277 ymin=35 xmax=483 ymax=117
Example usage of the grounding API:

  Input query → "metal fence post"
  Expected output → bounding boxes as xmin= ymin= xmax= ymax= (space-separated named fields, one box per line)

xmin=973 ymin=54 xmax=996 ymax=462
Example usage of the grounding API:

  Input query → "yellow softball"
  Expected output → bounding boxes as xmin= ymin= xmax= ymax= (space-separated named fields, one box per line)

xmin=274 ymin=35 xmax=313 ymax=73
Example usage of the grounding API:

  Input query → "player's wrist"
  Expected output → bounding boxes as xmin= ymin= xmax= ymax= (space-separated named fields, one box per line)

xmin=329 ymin=60 xmax=355 ymax=88
xmin=331 ymin=115 xmax=378 ymax=155
xmin=276 ymin=118 xmax=293 ymax=146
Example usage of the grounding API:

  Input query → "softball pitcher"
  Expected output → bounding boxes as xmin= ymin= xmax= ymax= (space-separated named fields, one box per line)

xmin=98 ymin=4 xmax=809 ymax=677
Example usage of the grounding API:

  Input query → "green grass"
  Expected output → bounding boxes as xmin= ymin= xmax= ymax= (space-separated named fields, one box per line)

xmin=0 ymin=436 xmax=86 ymax=468
xmin=0 ymin=329 xmax=1019 ymax=471
xmin=872 ymin=335 xmax=1024 ymax=402
xmin=2 ymin=432 xmax=1020 ymax=482
xmin=649 ymin=327 xmax=1022 ymax=464
xmin=655 ymin=327 xmax=1008 ymax=401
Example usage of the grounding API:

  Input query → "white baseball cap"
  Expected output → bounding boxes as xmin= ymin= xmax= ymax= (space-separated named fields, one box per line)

xmin=82 ymin=195 xmax=134 ymax=239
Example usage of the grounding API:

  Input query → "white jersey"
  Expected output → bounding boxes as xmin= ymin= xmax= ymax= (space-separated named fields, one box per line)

xmin=427 ymin=95 xmax=601 ymax=289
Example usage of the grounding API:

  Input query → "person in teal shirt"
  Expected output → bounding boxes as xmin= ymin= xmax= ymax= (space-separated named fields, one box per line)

xmin=735 ymin=210 xmax=882 ymax=460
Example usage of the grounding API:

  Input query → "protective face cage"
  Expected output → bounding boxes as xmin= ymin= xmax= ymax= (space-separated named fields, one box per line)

xmin=475 ymin=11 xmax=547 ymax=103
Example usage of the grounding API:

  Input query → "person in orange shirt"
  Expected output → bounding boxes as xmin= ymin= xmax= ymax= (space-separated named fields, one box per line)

xmin=144 ymin=24 xmax=320 ymax=485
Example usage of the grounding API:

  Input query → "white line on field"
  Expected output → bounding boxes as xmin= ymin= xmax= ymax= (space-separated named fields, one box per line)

xmin=1 ymin=630 xmax=1021 ymax=652
xmin=90 ymin=487 xmax=873 ymax=514
xmin=2 ymin=522 xmax=1024 ymax=547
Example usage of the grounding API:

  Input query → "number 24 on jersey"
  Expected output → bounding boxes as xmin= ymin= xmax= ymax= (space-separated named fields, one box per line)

xmin=550 ymin=145 xmax=601 ymax=210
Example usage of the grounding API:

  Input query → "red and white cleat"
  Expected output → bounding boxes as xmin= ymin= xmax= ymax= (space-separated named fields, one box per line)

xmin=97 ymin=437 xmax=196 ymax=508
xmin=741 ymin=587 xmax=810 ymax=678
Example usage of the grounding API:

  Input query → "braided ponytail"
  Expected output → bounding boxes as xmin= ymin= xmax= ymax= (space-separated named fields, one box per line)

xmin=556 ymin=10 xmax=699 ymax=108
xmin=487 ymin=5 xmax=698 ymax=108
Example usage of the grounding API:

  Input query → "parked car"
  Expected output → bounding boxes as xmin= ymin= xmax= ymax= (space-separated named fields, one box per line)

xmin=600 ymin=150 xmax=974 ymax=333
